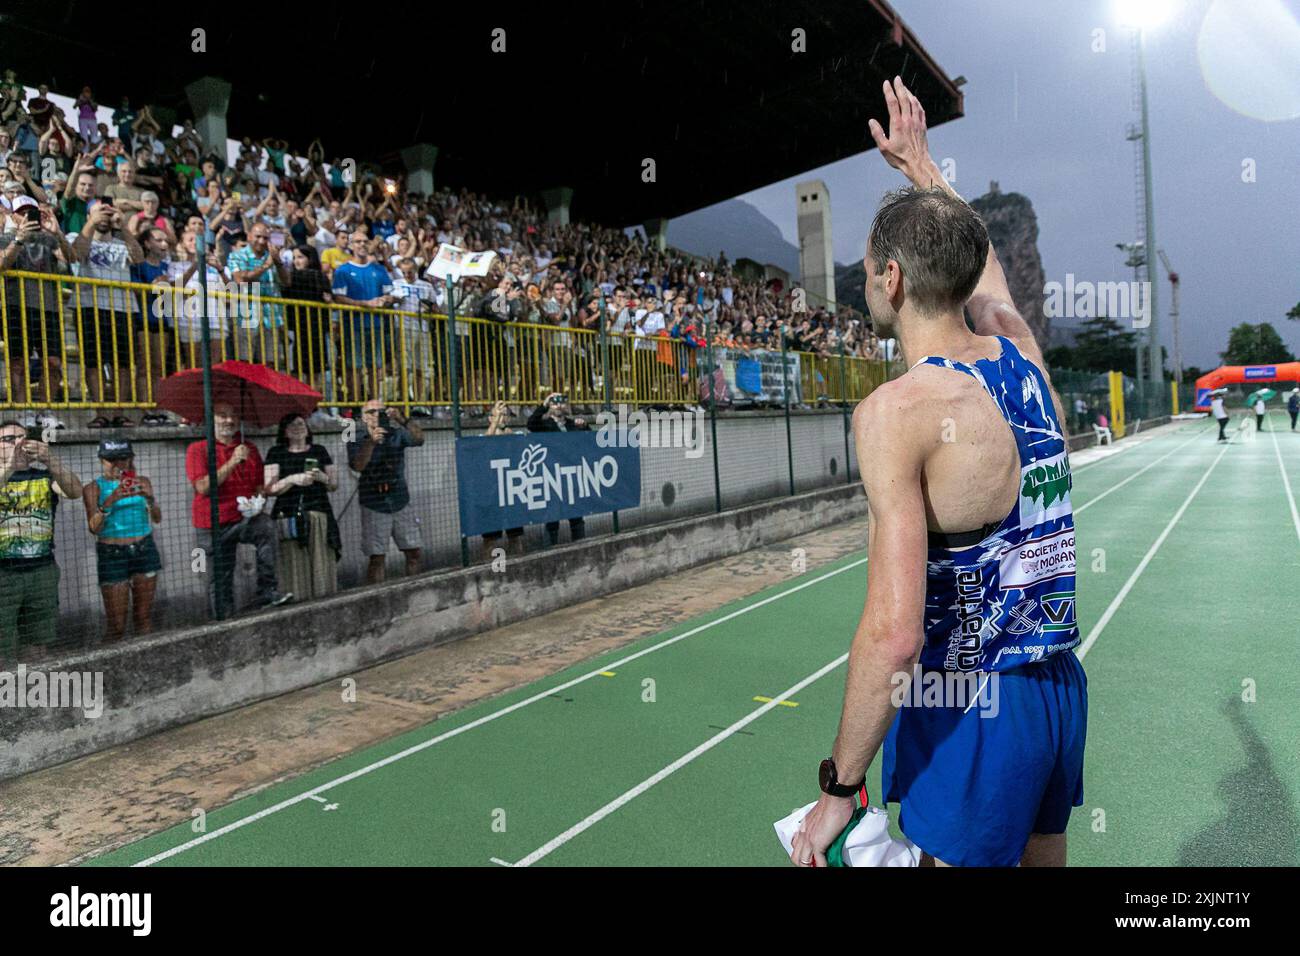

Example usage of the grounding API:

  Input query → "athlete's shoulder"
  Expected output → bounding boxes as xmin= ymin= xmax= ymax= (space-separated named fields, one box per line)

xmin=852 ymin=370 xmax=952 ymax=452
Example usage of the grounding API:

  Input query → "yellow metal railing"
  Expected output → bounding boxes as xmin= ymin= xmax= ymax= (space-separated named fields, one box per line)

xmin=0 ymin=270 xmax=889 ymax=411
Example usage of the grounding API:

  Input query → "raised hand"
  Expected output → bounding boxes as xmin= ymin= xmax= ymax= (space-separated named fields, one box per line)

xmin=868 ymin=76 xmax=936 ymax=185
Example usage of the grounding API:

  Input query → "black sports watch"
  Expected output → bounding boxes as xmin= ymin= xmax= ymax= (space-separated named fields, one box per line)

xmin=819 ymin=757 xmax=864 ymax=799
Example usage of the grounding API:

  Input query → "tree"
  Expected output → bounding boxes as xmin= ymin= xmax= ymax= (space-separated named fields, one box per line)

xmin=1221 ymin=322 xmax=1295 ymax=365
xmin=1287 ymin=302 xmax=1299 ymax=322
xmin=1055 ymin=315 xmax=1140 ymax=375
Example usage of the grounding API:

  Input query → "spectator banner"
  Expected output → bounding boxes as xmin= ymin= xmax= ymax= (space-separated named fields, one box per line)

xmin=716 ymin=348 xmax=801 ymax=403
xmin=455 ymin=432 xmax=641 ymax=536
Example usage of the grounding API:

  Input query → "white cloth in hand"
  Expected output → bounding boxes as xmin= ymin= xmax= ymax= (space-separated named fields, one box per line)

xmin=774 ymin=801 xmax=921 ymax=867
xmin=236 ymin=494 xmax=267 ymax=518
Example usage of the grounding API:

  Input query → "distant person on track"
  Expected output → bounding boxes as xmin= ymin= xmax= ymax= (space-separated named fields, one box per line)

xmin=1254 ymin=396 xmax=1267 ymax=433
xmin=1288 ymin=390 xmax=1299 ymax=431
xmin=789 ymin=78 xmax=1085 ymax=869
xmin=1211 ymin=391 xmax=1229 ymax=442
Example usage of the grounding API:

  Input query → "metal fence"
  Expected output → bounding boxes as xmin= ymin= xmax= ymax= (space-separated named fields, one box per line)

xmin=0 ymin=270 xmax=890 ymax=412
xmin=0 ymin=267 xmax=892 ymax=664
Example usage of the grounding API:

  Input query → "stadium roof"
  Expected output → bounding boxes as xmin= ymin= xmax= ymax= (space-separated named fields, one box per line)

xmin=1 ymin=0 xmax=963 ymax=226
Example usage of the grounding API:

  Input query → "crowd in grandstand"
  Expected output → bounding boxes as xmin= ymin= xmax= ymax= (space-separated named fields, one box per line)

xmin=0 ymin=78 xmax=885 ymax=429
xmin=0 ymin=78 xmax=892 ymax=654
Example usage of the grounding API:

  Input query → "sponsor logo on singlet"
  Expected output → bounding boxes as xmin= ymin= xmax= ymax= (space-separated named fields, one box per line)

xmin=1000 ymin=527 xmax=1076 ymax=590
xmin=1007 ymin=598 xmax=1039 ymax=635
xmin=1040 ymin=589 xmax=1077 ymax=632
xmin=944 ymin=569 xmax=986 ymax=672
xmin=1018 ymin=451 xmax=1072 ymax=527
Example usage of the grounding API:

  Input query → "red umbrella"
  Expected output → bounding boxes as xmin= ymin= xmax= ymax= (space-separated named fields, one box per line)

xmin=155 ymin=360 xmax=322 ymax=427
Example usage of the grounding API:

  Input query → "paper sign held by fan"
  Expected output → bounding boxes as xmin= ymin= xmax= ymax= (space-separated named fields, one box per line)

xmin=427 ymin=243 xmax=497 ymax=281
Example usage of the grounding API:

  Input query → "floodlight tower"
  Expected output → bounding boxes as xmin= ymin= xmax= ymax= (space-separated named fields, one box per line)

xmin=1118 ymin=0 xmax=1171 ymax=393
xmin=1157 ymin=248 xmax=1182 ymax=387
xmin=1116 ymin=240 xmax=1147 ymax=381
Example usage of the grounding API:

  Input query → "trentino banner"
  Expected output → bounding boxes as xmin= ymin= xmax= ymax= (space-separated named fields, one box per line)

xmin=455 ymin=432 xmax=642 ymax=536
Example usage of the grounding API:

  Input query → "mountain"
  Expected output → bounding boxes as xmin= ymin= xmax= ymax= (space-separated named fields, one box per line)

xmin=666 ymin=199 xmax=800 ymax=275
xmin=835 ymin=260 xmax=868 ymax=314
xmin=968 ymin=183 xmax=1049 ymax=345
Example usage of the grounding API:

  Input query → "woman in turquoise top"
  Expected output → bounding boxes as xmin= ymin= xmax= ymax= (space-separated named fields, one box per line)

xmin=81 ymin=438 xmax=163 ymax=642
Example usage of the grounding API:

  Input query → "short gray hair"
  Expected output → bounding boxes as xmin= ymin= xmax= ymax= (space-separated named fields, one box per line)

xmin=867 ymin=187 xmax=989 ymax=312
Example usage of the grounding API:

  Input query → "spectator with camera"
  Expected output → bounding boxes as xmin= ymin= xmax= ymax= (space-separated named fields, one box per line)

xmin=73 ymin=201 xmax=144 ymax=426
xmin=527 ymin=392 xmax=588 ymax=547
xmin=0 ymin=197 xmax=74 ymax=408
xmin=186 ymin=401 xmax=292 ymax=618
xmin=0 ymin=420 xmax=82 ymax=660
xmin=83 ymin=438 xmax=163 ymax=642
xmin=480 ymin=400 xmax=526 ymax=559
xmin=348 ymin=399 xmax=424 ymax=583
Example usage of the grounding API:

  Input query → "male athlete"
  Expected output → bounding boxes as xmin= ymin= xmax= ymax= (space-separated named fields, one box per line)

xmin=790 ymin=78 xmax=1086 ymax=867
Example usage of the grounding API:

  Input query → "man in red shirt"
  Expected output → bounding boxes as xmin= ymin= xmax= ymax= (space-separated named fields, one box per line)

xmin=186 ymin=401 xmax=292 ymax=617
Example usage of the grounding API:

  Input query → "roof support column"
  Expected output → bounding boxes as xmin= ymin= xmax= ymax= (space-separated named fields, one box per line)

xmin=184 ymin=76 xmax=231 ymax=160
xmin=541 ymin=186 xmax=573 ymax=226
xmin=400 ymin=143 xmax=438 ymax=197
xmin=643 ymin=217 xmax=669 ymax=252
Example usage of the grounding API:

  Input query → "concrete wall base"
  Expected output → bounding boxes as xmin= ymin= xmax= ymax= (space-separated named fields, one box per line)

xmin=2 ymin=482 xmax=867 ymax=780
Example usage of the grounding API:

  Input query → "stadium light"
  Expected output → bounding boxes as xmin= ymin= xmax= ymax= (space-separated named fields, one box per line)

xmin=1116 ymin=0 xmax=1175 ymax=29
xmin=1114 ymin=0 xmax=1170 ymax=394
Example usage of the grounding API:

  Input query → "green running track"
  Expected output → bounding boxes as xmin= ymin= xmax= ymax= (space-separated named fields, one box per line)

xmin=89 ymin=415 xmax=1300 ymax=866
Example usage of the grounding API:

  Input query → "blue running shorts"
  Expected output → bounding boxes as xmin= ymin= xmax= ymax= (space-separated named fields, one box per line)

xmin=881 ymin=650 xmax=1088 ymax=866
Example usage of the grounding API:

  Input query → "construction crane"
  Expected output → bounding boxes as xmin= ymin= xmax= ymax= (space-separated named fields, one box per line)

xmin=1157 ymin=249 xmax=1181 ymax=387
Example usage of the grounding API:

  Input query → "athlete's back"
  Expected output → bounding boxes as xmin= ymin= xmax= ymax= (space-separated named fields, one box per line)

xmin=789 ymin=77 xmax=1086 ymax=870
xmin=906 ymin=334 xmax=1079 ymax=672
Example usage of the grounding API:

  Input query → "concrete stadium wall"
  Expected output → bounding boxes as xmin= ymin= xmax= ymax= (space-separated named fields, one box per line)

xmin=1 ymin=480 xmax=867 ymax=780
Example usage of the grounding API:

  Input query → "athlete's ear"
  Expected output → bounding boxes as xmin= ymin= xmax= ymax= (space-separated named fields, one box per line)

xmin=885 ymin=259 xmax=904 ymax=303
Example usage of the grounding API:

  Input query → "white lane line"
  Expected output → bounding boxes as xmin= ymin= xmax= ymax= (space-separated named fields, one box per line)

xmin=504 ymin=424 xmax=1211 ymax=864
xmin=131 ymin=424 xmax=1200 ymax=866
xmin=1075 ymin=430 xmax=1205 ymax=515
xmin=132 ymin=555 xmax=869 ymax=866
xmin=1270 ymin=421 xmax=1300 ymax=547
xmin=1076 ymin=441 xmax=1230 ymax=661
xmin=510 ymin=652 xmax=850 ymax=868
xmin=489 ymin=857 xmax=514 ymax=867
xmin=306 ymin=795 xmax=327 ymax=803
